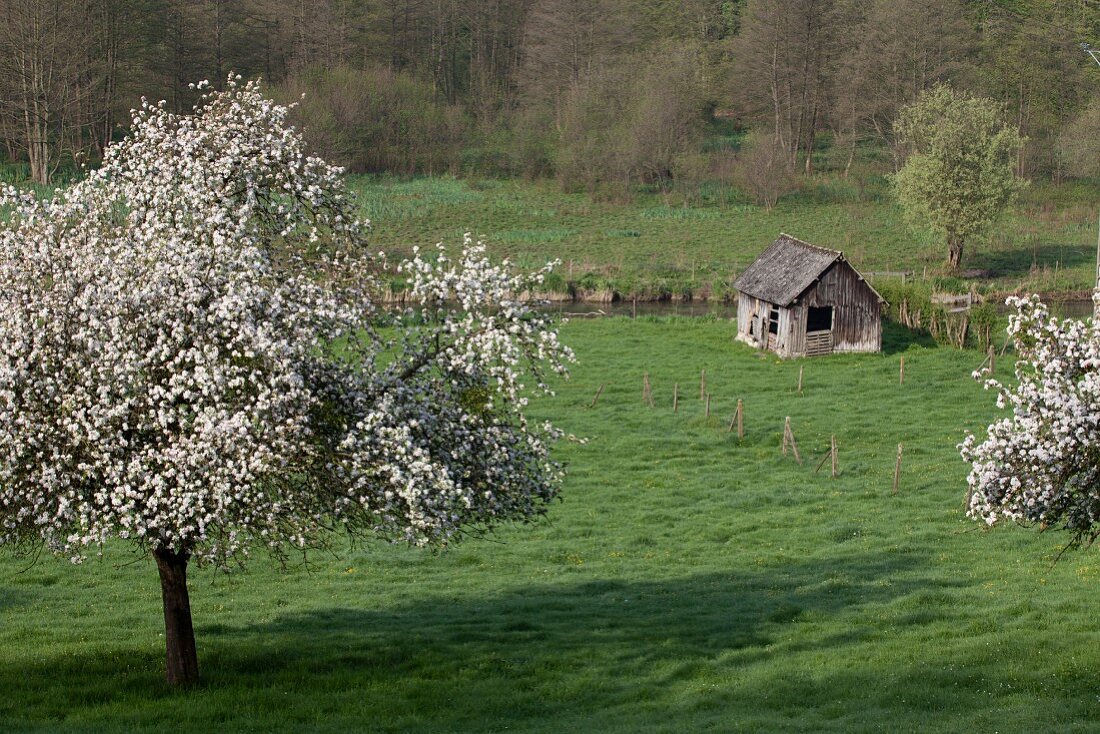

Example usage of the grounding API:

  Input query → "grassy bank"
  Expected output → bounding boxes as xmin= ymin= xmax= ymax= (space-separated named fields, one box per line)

xmin=2 ymin=318 xmax=1097 ymax=732
xmin=354 ymin=175 xmax=1100 ymax=302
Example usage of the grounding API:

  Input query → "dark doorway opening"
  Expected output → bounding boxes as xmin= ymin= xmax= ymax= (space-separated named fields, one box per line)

xmin=807 ymin=306 xmax=833 ymax=332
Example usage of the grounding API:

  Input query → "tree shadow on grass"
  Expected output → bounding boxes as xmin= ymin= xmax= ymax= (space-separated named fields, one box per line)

xmin=0 ymin=548 xmax=1024 ymax=732
xmin=0 ymin=586 xmax=29 ymax=612
xmin=977 ymin=242 xmax=1092 ymax=279
xmin=881 ymin=320 xmax=938 ymax=354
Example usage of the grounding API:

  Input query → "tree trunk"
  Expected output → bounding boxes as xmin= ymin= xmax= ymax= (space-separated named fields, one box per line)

xmin=947 ymin=235 xmax=964 ymax=271
xmin=154 ymin=547 xmax=199 ymax=687
xmin=843 ymin=133 xmax=856 ymax=179
xmin=803 ymin=102 xmax=818 ymax=175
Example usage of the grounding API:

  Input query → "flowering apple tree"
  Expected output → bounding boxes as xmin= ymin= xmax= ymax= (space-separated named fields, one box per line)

xmin=961 ymin=295 xmax=1100 ymax=549
xmin=0 ymin=78 xmax=573 ymax=686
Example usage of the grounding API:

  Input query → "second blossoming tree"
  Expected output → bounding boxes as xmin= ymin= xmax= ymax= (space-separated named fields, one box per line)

xmin=962 ymin=295 xmax=1100 ymax=550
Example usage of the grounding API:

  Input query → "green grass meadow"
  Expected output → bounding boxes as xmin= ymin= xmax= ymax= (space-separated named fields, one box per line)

xmin=2 ymin=317 xmax=1098 ymax=732
xmin=353 ymin=175 xmax=1100 ymax=300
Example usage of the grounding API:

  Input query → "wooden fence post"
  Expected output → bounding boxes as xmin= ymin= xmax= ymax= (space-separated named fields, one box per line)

xmin=783 ymin=416 xmax=803 ymax=465
xmin=705 ymin=393 xmax=711 ymax=419
xmin=831 ymin=434 xmax=838 ymax=478
xmin=797 ymin=366 xmax=804 ymax=394
xmin=976 ymin=351 xmax=991 ymax=375
xmin=737 ymin=399 xmax=744 ymax=440
xmin=729 ymin=399 xmax=743 ymax=437
xmin=589 ymin=384 xmax=605 ymax=408
xmin=815 ymin=436 xmax=839 ymax=476
xmin=900 ymin=357 xmax=905 ymax=385
xmin=892 ymin=443 xmax=903 ymax=494
xmin=988 ymin=345 xmax=995 ymax=376
xmin=673 ymin=382 xmax=679 ymax=413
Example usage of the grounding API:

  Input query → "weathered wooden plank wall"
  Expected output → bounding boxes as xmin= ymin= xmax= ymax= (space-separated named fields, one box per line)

xmin=802 ymin=263 xmax=881 ymax=353
xmin=736 ymin=293 xmax=766 ymax=347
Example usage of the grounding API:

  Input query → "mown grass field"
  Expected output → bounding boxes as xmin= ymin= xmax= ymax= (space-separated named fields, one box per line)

xmin=2 ymin=317 xmax=1098 ymax=732
xmin=353 ymin=175 xmax=1100 ymax=300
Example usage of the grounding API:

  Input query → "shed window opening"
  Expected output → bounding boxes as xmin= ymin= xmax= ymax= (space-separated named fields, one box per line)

xmin=768 ymin=307 xmax=779 ymax=335
xmin=807 ymin=306 xmax=833 ymax=332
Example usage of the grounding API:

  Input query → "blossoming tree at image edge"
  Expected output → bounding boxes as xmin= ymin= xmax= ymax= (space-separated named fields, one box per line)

xmin=962 ymin=295 xmax=1100 ymax=549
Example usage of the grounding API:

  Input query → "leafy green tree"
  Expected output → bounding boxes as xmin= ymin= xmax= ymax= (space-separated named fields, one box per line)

xmin=893 ymin=85 xmax=1024 ymax=270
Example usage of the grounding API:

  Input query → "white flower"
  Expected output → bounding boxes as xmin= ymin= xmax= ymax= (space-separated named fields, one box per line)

xmin=0 ymin=79 xmax=571 ymax=569
xmin=961 ymin=295 xmax=1100 ymax=547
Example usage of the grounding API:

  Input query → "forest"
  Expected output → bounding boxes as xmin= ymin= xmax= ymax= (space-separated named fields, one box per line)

xmin=3 ymin=0 xmax=1100 ymax=192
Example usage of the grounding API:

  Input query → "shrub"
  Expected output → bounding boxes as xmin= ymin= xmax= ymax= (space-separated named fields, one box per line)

xmin=277 ymin=65 xmax=468 ymax=175
xmin=876 ymin=278 xmax=975 ymax=348
xmin=556 ymin=48 xmax=705 ymax=194
xmin=730 ymin=129 xmax=795 ymax=209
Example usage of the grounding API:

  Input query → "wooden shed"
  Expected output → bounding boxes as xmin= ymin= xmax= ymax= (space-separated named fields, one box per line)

xmin=733 ymin=234 xmax=884 ymax=357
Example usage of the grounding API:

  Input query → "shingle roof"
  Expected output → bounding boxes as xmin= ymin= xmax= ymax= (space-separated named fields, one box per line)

xmin=734 ymin=233 xmax=853 ymax=306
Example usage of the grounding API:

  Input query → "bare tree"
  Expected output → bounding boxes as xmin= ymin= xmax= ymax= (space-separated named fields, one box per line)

xmin=731 ymin=0 xmax=846 ymax=174
xmin=734 ymin=128 xmax=794 ymax=209
xmin=976 ymin=3 xmax=1092 ymax=177
xmin=456 ymin=0 xmax=530 ymax=119
xmin=625 ymin=44 xmax=706 ymax=189
xmin=1058 ymin=98 xmax=1100 ymax=178
xmin=278 ymin=64 xmax=467 ymax=174
xmin=0 ymin=0 xmax=101 ymax=183
xmin=833 ymin=0 xmax=971 ymax=170
xmin=554 ymin=46 xmax=705 ymax=194
xmin=517 ymin=0 xmax=633 ymax=124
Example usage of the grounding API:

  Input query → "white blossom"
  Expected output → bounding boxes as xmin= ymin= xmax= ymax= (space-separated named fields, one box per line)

xmin=0 ymin=78 xmax=572 ymax=569
xmin=961 ymin=295 xmax=1100 ymax=547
